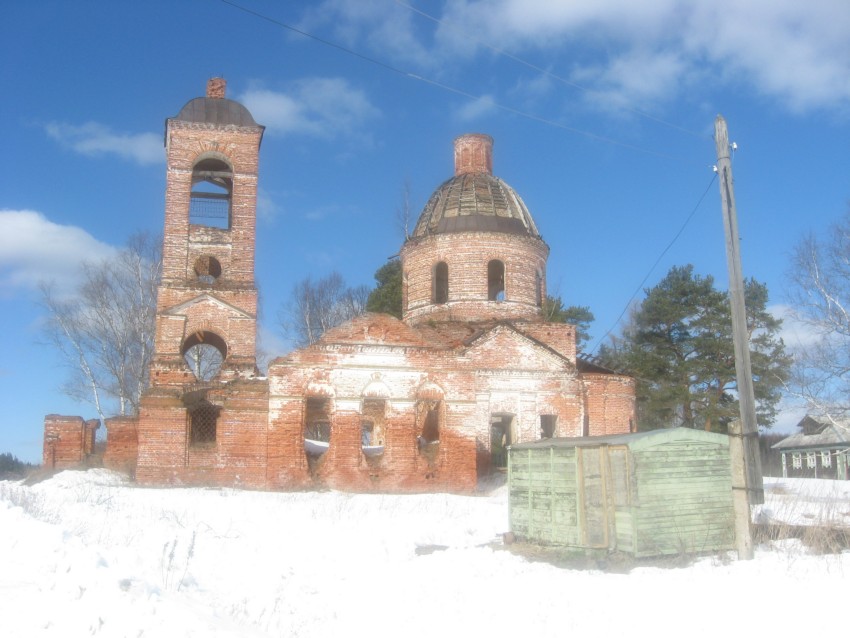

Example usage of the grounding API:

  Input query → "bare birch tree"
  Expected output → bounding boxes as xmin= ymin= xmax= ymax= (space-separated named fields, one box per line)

xmin=40 ymin=232 xmax=161 ymax=420
xmin=787 ymin=212 xmax=850 ymax=425
xmin=279 ymin=271 xmax=369 ymax=348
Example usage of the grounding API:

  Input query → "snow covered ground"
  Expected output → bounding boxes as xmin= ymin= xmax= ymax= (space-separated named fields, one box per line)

xmin=1 ymin=471 xmax=848 ymax=638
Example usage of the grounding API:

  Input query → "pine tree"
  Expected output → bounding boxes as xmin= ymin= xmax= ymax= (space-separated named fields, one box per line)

xmin=366 ymin=259 xmax=403 ymax=319
xmin=612 ymin=265 xmax=789 ymax=431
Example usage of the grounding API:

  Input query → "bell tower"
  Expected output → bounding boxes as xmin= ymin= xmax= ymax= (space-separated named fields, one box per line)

xmin=150 ymin=78 xmax=265 ymax=385
xmin=136 ymin=79 xmax=268 ymax=487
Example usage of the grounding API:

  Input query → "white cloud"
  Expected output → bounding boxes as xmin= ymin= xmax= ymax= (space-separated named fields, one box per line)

xmin=572 ymin=49 xmax=688 ymax=112
xmin=240 ymin=78 xmax=380 ymax=139
xmin=771 ymin=401 xmax=807 ymax=434
xmin=768 ymin=304 xmax=823 ymax=351
xmin=455 ymin=94 xmax=498 ymax=122
xmin=256 ymin=188 xmax=280 ymax=222
xmin=299 ymin=0 xmax=433 ymax=68
xmin=0 ymin=210 xmax=116 ymax=296
xmin=685 ymin=0 xmax=850 ymax=112
xmin=44 ymin=122 xmax=163 ymax=165
xmin=316 ymin=0 xmax=850 ymax=114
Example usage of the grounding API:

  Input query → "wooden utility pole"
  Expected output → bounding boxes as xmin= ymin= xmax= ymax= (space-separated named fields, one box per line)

xmin=714 ymin=115 xmax=764 ymax=560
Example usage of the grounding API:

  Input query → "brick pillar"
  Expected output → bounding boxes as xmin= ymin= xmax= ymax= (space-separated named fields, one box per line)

xmin=206 ymin=77 xmax=226 ymax=99
xmin=454 ymin=133 xmax=493 ymax=175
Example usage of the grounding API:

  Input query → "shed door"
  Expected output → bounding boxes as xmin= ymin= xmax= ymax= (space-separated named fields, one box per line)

xmin=577 ymin=447 xmax=608 ymax=548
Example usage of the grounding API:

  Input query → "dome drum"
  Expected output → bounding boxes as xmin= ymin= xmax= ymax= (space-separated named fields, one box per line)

xmin=401 ymin=231 xmax=548 ymax=324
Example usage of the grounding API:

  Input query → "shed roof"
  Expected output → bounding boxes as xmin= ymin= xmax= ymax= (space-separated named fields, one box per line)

xmin=510 ymin=427 xmax=729 ymax=451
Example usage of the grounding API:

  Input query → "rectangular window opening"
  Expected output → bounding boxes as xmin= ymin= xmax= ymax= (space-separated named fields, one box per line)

xmin=540 ymin=414 xmax=557 ymax=439
xmin=190 ymin=401 xmax=219 ymax=446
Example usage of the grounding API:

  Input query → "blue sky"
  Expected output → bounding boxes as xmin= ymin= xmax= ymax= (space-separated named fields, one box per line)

xmin=2 ymin=0 xmax=849 ymax=462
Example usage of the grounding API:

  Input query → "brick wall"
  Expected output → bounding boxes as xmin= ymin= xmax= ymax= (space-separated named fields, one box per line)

xmin=136 ymin=379 xmax=269 ymax=488
xmin=583 ymin=373 xmax=636 ymax=435
xmin=401 ymin=231 xmax=549 ymax=324
xmin=43 ymin=415 xmax=99 ymax=469
xmin=265 ymin=313 xmax=629 ymax=492
xmin=103 ymin=416 xmax=139 ymax=476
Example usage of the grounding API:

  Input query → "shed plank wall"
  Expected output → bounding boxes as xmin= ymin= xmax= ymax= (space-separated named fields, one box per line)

xmin=631 ymin=443 xmax=733 ymax=557
xmin=509 ymin=431 xmax=735 ymax=558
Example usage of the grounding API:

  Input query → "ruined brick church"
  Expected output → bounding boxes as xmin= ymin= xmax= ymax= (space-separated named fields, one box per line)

xmin=45 ymin=79 xmax=635 ymax=492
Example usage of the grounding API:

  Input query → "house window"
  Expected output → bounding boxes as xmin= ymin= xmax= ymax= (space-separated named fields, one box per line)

xmin=792 ymin=453 xmax=802 ymax=469
xmin=433 ymin=261 xmax=448 ymax=304
xmin=806 ymin=452 xmax=817 ymax=469
xmin=822 ymin=451 xmax=832 ymax=468
xmin=487 ymin=260 xmax=505 ymax=301
xmin=189 ymin=400 xmax=219 ymax=446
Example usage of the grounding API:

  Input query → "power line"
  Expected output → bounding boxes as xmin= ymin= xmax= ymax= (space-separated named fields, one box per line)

xmin=220 ymin=0 xmax=697 ymax=163
xmin=393 ymin=0 xmax=706 ymax=140
xmin=221 ymin=0 xmax=719 ymax=347
xmin=588 ymin=172 xmax=718 ymax=355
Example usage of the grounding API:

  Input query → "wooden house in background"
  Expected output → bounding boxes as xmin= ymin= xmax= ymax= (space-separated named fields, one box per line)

xmin=772 ymin=416 xmax=850 ymax=480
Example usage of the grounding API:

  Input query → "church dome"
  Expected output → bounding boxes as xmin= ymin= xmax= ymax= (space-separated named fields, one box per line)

xmin=411 ymin=134 xmax=541 ymax=239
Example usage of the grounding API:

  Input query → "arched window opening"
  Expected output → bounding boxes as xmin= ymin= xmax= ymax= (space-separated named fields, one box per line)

xmin=190 ymin=400 xmax=219 ymax=446
xmin=361 ymin=398 xmax=386 ymax=458
xmin=190 ymin=157 xmax=233 ymax=229
xmin=417 ymin=400 xmax=441 ymax=462
xmin=490 ymin=413 xmax=515 ymax=469
xmin=194 ymin=255 xmax=222 ymax=285
xmin=182 ymin=331 xmax=227 ymax=381
xmin=488 ymin=260 xmax=505 ymax=301
xmin=432 ymin=261 xmax=448 ymax=304
xmin=304 ymin=397 xmax=331 ymax=458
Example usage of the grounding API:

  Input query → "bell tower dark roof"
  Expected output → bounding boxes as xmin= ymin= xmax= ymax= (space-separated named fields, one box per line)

xmin=171 ymin=78 xmax=262 ymax=129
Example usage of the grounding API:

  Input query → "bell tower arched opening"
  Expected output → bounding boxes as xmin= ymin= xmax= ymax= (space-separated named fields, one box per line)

xmin=190 ymin=157 xmax=233 ymax=229
xmin=181 ymin=330 xmax=227 ymax=381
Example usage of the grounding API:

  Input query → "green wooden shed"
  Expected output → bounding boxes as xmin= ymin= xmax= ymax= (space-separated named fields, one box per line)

xmin=508 ymin=428 xmax=735 ymax=558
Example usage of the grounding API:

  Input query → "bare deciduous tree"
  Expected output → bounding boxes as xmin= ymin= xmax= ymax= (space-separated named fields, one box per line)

xmin=279 ymin=271 xmax=369 ymax=348
xmin=40 ymin=232 xmax=161 ymax=420
xmin=184 ymin=344 xmax=224 ymax=381
xmin=787 ymin=212 xmax=850 ymax=424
